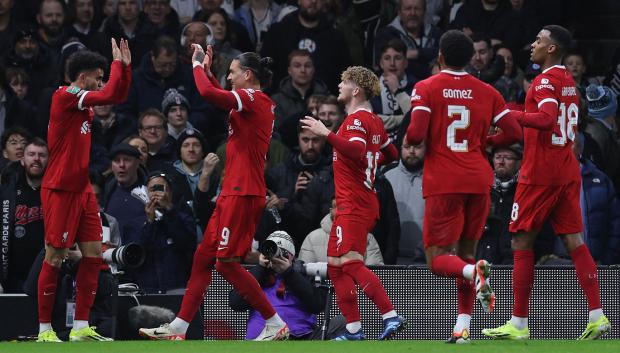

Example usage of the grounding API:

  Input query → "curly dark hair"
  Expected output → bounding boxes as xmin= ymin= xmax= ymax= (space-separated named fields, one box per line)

xmin=439 ymin=30 xmax=474 ymax=69
xmin=66 ymin=50 xmax=108 ymax=82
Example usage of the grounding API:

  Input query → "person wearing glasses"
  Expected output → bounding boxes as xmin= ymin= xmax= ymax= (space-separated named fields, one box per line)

xmin=138 ymin=108 xmax=177 ymax=172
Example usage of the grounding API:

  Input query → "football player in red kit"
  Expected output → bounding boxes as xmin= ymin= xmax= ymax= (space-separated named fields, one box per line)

xmin=37 ymin=39 xmax=132 ymax=342
xmin=301 ymin=66 xmax=405 ymax=341
xmin=483 ymin=25 xmax=611 ymax=340
xmin=139 ymin=45 xmax=288 ymax=341
xmin=406 ymin=30 xmax=522 ymax=343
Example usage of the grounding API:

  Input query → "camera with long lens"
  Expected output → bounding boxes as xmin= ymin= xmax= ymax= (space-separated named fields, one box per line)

xmin=258 ymin=239 xmax=285 ymax=259
xmin=102 ymin=243 xmax=145 ymax=269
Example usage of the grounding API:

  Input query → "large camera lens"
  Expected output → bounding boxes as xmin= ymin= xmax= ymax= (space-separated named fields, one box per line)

xmin=258 ymin=239 xmax=282 ymax=259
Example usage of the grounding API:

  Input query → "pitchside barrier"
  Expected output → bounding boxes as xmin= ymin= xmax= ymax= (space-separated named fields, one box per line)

xmin=201 ymin=265 xmax=620 ymax=340
xmin=0 ymin=266 xmax=618 ymax=340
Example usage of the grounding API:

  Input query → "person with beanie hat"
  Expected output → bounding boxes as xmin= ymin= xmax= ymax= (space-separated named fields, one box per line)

xmin=582 ymin=84 xmax=620 ymax=194
xmin=162 ymin=88 xmax=194 ymax=141
xmin=171 ymin=128 xmax=219 ymax=241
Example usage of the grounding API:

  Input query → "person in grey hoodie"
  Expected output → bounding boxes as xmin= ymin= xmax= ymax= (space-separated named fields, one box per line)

xmin=384 ymin=139 xmax=426 ymax=264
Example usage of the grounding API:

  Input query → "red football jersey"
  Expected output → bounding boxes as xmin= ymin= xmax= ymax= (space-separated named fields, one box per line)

xmin=43 ymin=61 xmax=129 ymax=193
xmin=221 ymin=88 xmax=275 ymax=197
xmin=410 ymin=70 xmax=509 ymax=197
xmin=333 ymin=108 xmax=389 ymax=218
xmin=520 ymin=65 xmax=580 ymax=185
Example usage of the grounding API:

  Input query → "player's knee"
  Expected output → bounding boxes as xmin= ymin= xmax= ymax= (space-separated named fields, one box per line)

xmin=560 ymin=233 xmax=584 ymax=252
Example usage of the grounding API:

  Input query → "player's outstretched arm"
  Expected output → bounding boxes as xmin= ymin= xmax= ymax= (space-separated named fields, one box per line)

xmin=406 ymin=107 xmax=430 ymax=145
xmin=487 ymin=111 xmax=523 ymax=147
xmin=81 ymin=39 xmax=132 ymax=107
xmin=300 ymin=116 xmax=365 ymax=161
xmin=512 ymin=101 xmax=557 ymax=130
xmin=192 ymin=44 xmax=238 ymax=111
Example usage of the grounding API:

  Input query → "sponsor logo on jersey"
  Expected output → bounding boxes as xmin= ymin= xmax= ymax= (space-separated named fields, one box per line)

xmin=535 ymin=84 xmax=555 ymax=91
xmin=562 ymin=86 xmax=577 ymax=96
xmin=442 ymin=89 xmax=473 ymax=99
xmin=346 ymin=125 xmax=367 ymax=133
xmin=541 ymin=78 xmax=549 ymax=84
xmin=354 ymin=119 xmax=361 ymax=126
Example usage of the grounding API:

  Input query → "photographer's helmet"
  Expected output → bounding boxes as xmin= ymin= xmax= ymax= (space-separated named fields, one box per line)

xmin=266 ymin=231 xmax=296 ymax=257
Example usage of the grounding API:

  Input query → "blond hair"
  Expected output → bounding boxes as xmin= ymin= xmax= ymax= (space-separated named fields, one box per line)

xmin=341 ymin=66 xmax=381 ymax=99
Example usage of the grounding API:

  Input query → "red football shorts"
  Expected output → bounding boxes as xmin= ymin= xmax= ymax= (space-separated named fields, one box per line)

xmin=508 ymin=181 xmax=583 ymax=234
xmin=41 ymin=188 xmax=102 ymax=248
xmin=423 ymin=193 xmax=490 ymax=248
xmin=199 ymin=195 xmax=265 ymax=258
xmin=327 ymin=213 xmax=376 ymax=257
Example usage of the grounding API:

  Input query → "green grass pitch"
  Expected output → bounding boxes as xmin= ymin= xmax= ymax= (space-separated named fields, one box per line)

xmin=1 ymin=340 xmax=619 ymax=353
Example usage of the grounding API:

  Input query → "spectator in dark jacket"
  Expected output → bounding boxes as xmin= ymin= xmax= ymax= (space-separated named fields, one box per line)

xmin=35 ymin=0 xmax=69 ymax=66
xmin=134 ymin=171 xmax=196 ymax=293
xmin=66 ymin=0 xmax=99 ymax=50
xmin=261 ymin=125 xmax=331 ymax=246
xmin=3 ymin=24 xmax=59 ymax=104
xmin=450 ymin=0 xmax=521 ymax=50
xmin=374 ymin=0 xmax=442 ymax=79
xmin=96 ymin=0 xmax=159 ymax=69
xmin=0 ymin=0 xmax=17 ymax=63
xmin=271 ymin=50 xmax=330 ymax=139
xmin=117 ymin=35 xmax=215 ymax=132
xmin=0 ymin=81 xmax=38 ymax=139
xmin=92 ymin=99 xmax=137 ymax=152
xmin=143 ymin=0 xmax=181 ymax=39
xmin=260 ymin=3 xmax=350 ymax=93
xmin=466 ymin=33 xmax=505 ymax=84
xmin=0 ymin=127 xmax=31 ymax=172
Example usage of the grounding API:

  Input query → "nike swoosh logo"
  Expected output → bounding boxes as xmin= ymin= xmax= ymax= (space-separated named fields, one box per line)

xmin=43 ymin=292 xmax=54 ymax=296
xmin=217 ymin=247 xmax=228 ymax=250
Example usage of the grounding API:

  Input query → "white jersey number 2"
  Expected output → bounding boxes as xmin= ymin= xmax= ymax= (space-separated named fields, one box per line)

xmin=447 ymin=105 xmax=470 ymax=152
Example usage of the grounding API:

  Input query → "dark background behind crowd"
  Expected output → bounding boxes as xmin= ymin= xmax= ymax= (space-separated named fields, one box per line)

xmin=1 ymin=0 xmax=620 ymax=297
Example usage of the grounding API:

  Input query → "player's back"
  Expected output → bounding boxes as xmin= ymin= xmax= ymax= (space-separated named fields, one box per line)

xmin=411 ymin=70 xmax=508 ymax=197
xmin=333 ymin=109 xmax=388 ymax=218
xmin=520 ymin=65 xmax=580 ymax=185
xmin=223 ymin=88 xmax=274 ymax=197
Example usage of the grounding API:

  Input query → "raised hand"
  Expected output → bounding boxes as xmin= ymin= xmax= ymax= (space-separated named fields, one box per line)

xmin=204 ymin=45 xmax=213 ymax=72
xmin=111 ymin=38 xmax=121 ymax=62
xmin=120 ymin=38 xmax=131 ymax=66
xmin=192 ymin=44 xmax=206 ymax=65
xmin=300 ymin=115 xmax=331 ymax=137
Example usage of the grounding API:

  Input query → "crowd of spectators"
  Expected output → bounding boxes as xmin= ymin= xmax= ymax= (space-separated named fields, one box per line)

xmin=1 ymin=0 xmax=620 ymax=301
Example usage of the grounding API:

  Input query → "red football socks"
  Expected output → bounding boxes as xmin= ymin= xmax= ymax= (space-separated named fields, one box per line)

xmin=457 ymin=258 xmax=476 ymax=315
xmin=570 ymin=244 xmax=602 ymax=311
xmin=328 ymin=264 xmax=360 ymax=323
xmin=74 ymin=256 xmax=102 ymax=321
xmin=431 ymin=254 xmax=469 ymax=278
xmin=37 ymin=261 xmax=60 ymax=323
xmin=215 ymin=261 xmax=276 ymax=319
xmin=177 ymin=249 xmax=215 ymax=322
xmin=342 ymin=260 xmax=394 ymax=315
xmin=512 ymin=249 xmax=535 ymax=317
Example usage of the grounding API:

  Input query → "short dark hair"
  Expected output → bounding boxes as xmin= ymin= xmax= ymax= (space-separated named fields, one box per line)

xmin=469 ymin=32 xmax=491 ymax=49
xmin=287 ymin=49 xmax=312 ymax=67
xmin=152 ymin=35 xmax=178 ymax=57
xmin=380 ymin=38 xmax=407 ymax=56
xmin=25 ymin=137 xmax=47 ymax=150
xmin=236 ymin=52 xmax=274 ymax=88
xmin=439 ymin=30 xmax=474 ymax=69
xmin=5 ymin=67 xmax=30 ymax=85
xmin=66 ymin=50 xmax=108 ymax=82
xmin=543 ymin=25 xmax=572 ymax=57
xmin=1 ymin=126 xmax=32 ymax=150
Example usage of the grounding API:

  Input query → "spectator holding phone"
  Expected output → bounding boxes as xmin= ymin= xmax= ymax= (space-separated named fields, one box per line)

xmin=262 ymin=123 xmax=331 ymax=246
xmin=133 ymin=171 xmax=197 ymax=293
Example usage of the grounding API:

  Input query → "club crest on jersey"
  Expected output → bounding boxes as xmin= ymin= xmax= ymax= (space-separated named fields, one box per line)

xmin=80 ymin=121 xmax=91 ymax=134
xmin=411 ymin=89 xmax=421 ymax=100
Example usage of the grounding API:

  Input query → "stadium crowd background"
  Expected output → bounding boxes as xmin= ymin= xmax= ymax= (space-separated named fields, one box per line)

xmin=0 ymin=0 xmax=619 ymax=316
